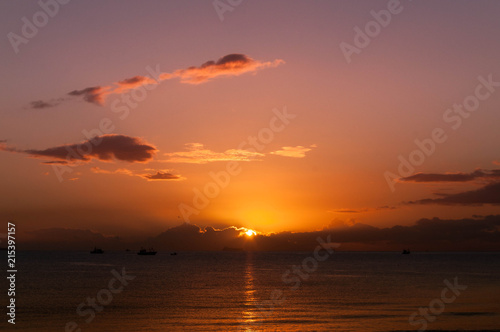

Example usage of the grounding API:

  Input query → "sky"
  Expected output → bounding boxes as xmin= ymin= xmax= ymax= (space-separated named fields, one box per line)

xmin=1 ymin=0 xmax=499 ymax=250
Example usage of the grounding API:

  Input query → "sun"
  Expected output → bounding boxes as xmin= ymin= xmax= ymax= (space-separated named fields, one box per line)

xmin=245 ymin=229 xmax=256 ymax=237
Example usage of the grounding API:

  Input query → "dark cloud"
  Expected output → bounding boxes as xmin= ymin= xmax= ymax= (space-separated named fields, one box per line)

xmin=16 ymin=216 xmax=500 ymax=251
xmin=150 ymin=216 xmax=500 ymax=251
xmin=408 ymin=182 xmax=500 ymax=206
xmin=216 ymin=53 xmax=251 ymax=65
xmin=30 ymin=100 xmax=60 ymax=109
xmin=142 ymin=171 xmax=181 ymax=181
xmin=332 ymin=206 xmax=396 ymax=213
xmin=117 ymin=75 xmax=154 ymax=86
xmin=174 ymin=53 xmax=284 ymax=84
xmin=68 ymin=86 xmax=109 ymax=105
xmin=2 ymin=134 xmax=157 ymax=164
xmin=400 ymin=169 xmax=500 ymax=183
xmin=41 ymin=160 xmax=69 ymax=165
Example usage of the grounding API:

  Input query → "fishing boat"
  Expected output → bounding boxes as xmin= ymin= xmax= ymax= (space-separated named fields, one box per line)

xmin=90 ymin=247 xmax=104 ymax=254
xmin=138 ymin=247 xmax=157 ymax=255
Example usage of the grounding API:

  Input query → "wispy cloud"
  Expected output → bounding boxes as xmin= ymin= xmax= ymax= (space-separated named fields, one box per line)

xmin=330 ymin=206 xmax=396 ymax=214
xmin=67 ymin=86 xmax=112 ymax=105
xmin=30 ymin=54 xmax=284 ymax=108
xmin=408 ymin=182 xmax=500 ymax=206
xmin=399 ymin=169 xmax=500 ymax=183
xmin=91 ymin=167 xmax=184 ymax=181
xmin=142 ymin=171 xmax=183 ymax=181
xmin=172 ymin=53 xmax=284 ymax=84
xmin=270 ymin=144 xmax=316 ymax=158
xmin=1 ymin=134 xmax=157 ymax=164
xmin=30 ymin=99 xmax=62 ymax=109
xmin=163 ymin=143 xmax=264 ymax=164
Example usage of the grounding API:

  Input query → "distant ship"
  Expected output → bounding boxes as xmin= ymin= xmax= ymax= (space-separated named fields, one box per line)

xmin=90 ymin=247 xmax=104 ymax=254
xmin=170 ymin=252 xmax=177 ymax=256
xmin=402 ymin=249 xmax=411 ymax=254
xmin=138 ymin=248 xmax=157 ymax=255
xmin=222 ymin=247 xmax=244 ymax=252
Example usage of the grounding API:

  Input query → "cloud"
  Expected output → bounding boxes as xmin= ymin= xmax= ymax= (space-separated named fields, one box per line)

xmin=1 ymin=134 xmax=157 ymax=164
xmin=408 ymin=182 xmax=500 ymax=205
xmin=41 ymin=160 xmax=70 ymax=165
xmin=331 ymin=206 xmax=396 ymax=213
xmin=270 ymin=144 xmax=316 ymax=158
xmin=142 ymin=171 xmax=182 ymax=181
xmin=31 ymin=54 xmax=284 ymax=108
xmin=91 ymin=167 xmax=183 ymax=181
xmin=172 ymin=54 xmax=284 ymax=84
xmin=91 ymin=167 xmax=134 ymax=176
xmin=120 ymin=215 xmax=500 ymax=251
xmin=68 ymin=86 xmax=111 ymax=105
xmin=18 ymin=216 xmax=500 ymax=251
xmin=163 ymin=143 xmax=264 ymax=164
xmin=114 ymin=75 xmax=157 ymax=93
xmin=400 ymin=169 xmax=500 ymax=183
xmin=30 ymin=100 xmax=61 ymax=109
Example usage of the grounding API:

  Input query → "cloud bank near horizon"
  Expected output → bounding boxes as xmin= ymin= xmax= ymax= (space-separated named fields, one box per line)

xmin=18 ymin=215 xmax=500 ymax=251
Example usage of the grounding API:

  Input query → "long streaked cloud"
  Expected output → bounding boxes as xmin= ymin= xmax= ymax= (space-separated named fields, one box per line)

xmin=67 ymin=86 xmax=112 ymax=105
xmin=171 ymin=53 xmax=284 ymax=84
xmin=331 ymin=205 xmax=397 ymax=214
xmin=270 ymin=144 xmax=316 ymax=158
xmin=1 ymin=134 xmax=157 ymax=164
xmin=91 ymin=167 xmax=184 ymax=181
xmin=30 ymin=54 xmax=284 ymax=108
xmin=163 ymin=143 xmax=264 ymax=164
xmin=408 ymin=182 xmax=500 ymax=206
xmin=400 ymin=169 xmax=500 ymax=183
xmin=30 ymin=99 xmax=64 ymax=109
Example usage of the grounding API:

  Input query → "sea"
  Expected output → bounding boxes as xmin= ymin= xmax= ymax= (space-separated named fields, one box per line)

xmin=2 ymin=251 xmax=499 ymax=331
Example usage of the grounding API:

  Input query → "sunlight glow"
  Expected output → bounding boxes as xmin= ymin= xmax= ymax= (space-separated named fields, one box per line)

xmin=245 ymin=229 xmax=256 ymax=237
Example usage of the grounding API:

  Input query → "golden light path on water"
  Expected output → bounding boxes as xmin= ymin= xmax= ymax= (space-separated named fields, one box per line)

xmin=242 ymin=253 xmax=258 ymax=330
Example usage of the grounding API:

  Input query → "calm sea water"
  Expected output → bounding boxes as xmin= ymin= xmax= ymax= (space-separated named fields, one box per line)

xmin=3 ymin=251 xmax=500 ymax=331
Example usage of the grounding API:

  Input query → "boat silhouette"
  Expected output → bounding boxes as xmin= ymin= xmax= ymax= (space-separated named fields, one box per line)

xmin=402 ymin=249 xmax=411 ymax=254
xmin=138 ymin=247 xmax=157 ymax=255
xmin=90 ymin=247 xmax=104 ymax=254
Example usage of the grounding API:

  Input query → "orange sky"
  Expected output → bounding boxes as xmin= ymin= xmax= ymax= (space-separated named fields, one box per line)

xmin=1 ymin=1 xmax=499 ymax=247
